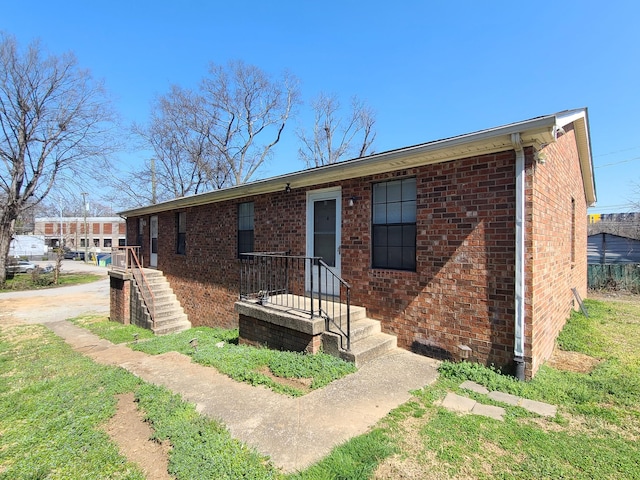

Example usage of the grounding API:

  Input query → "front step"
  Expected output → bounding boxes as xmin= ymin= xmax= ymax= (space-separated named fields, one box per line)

xmin=135 ymin=268 xmax=191 ymax=335
xmin=322 ymin=315 xmax=397 ymax=368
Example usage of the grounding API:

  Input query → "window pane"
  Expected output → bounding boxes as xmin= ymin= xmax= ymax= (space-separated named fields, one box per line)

xmin=388 ymin=225 xmax=402 ymax=246
xmin=373 ymin=246 xmax=387 ymax=268
xmin=386 ymin=180 xmax=401 ymax=202
xmin=178 ymin=212 xmax=186 ymax=232
xmin=387 ymin=202 xmax=402 ymax=223
xmin=314 ymin=200 xmax=336 ymax=233
xmin=373 ymin=204 xmax=386 ymax=224
xmin=238 ymin=202 xmax=254 ymax=230
xmin=177 ymin=233 xmax=186 ymax=255
xmin=373 ymin=225 xmax=387 ymax=246
xmin=402 ymin=200 xmax=416 ymax=223
xmin=238 ymin=230 xmax=254 ymax=255
xmin=403 ymin=225 xmax=416 ymax=246
xmin=314 ymin=233 xmax=336 ymax=266
xmin=388 ymin=246 xmax=402 ymax=267
xmin=373 ymin=182 xmax=386 ymax=204
xmin=402 ymin=247 xmax=416 ymax=270
xmin=402 ymin=178 xmax=417 ymax=200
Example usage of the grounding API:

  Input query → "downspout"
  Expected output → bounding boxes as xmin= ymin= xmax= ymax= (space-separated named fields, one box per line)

xmin=512 ymin=133 xmax=526 ymax=380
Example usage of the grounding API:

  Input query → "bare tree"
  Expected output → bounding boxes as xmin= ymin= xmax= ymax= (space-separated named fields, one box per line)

xmin=297 ymin=93 xmax=376 ymax=168
xmin=126 ymin=61 xmax=300 ymax=204
xmin=201 ymin=61 xmax=299 ymax=185
xmin=132 ymin=85 xmax=225 ymax=200
xmin=0 ymin=34 xmax=115 ymax=282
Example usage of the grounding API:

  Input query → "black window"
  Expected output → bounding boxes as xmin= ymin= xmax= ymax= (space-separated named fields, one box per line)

xmin=104 ymin=238 xmax=112 ymax=248
xmin=238 ymin=202 xmax=254 ymax=258
xmin=137 ymin=218 xmax=144 ymax=248
xmin=176 ymin=212 xmax=186 ymax=255
xmin=372 ymin=178 xmax=417 ymax=271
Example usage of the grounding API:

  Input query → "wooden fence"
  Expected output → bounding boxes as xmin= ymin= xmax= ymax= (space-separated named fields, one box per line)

xmin=588 ymin=264 xmax=640 ymax=292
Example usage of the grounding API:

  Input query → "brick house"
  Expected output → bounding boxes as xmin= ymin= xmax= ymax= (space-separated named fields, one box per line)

xmin=116 ymin=109 xmax=595 ymax=379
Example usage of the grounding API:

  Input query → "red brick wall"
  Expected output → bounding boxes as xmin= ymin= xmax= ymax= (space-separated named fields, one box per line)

xmin=109 ymin=274 xmax=130 ymax=324
xmin=239 ymin=314 xmax=322 ymax=353
xmin=526 ymin=125 xmax=588 ymax=376
xmin=124 ymin=137 xmax=588 ymax=375
xmin=340 ymin=154 xmax=518 ymax=369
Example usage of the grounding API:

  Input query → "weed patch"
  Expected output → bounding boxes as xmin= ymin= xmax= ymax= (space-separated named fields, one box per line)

xmin=126 ymin=324 xmax=357 ymax=396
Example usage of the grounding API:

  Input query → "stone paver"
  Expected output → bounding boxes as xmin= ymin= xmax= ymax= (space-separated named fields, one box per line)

xmin=520 ymin=398 xmax=557 ymax=417
xmin=441 ymin=392 xmax=477 ymax=413
xmin=471 ymin=403 xmax=505 ymax=420
xmin=448 ymin=381 xmax=558 ymax=420
xmin=487 ymin=390 xmax=521 ymax=406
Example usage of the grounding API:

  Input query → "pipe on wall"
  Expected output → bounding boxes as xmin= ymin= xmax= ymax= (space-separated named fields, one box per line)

xmin=511 ymin=133 xmax=526 ymax=380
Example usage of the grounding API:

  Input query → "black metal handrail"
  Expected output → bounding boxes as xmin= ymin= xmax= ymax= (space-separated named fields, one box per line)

xmin=239 ymin=252 xmax=352 ymax=350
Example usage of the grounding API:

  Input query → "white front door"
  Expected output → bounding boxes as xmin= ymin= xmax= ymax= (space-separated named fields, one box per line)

xmin=306 ymin=188 xmax=341 ymax=295
xmin=150 ymin=215 xmax=158 ymax=268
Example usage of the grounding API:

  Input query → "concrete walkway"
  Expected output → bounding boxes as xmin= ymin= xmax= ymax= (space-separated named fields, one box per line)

xmin=1 ymin=272 xmax=439 ymax=473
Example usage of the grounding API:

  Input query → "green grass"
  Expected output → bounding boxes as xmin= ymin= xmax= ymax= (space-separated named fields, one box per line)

xmin=72 ymin=314 xmax=156 ymax=344
xmin=5 ymin=297 xmax=639 ymax=478
xmin=130 ymin=326 xmax=357 ymax=396
xmin=0 ymin=272 xmax=103 ymax=291
xmin=0 ymin=324 xmax=146 ymax=479
xmin=0 ymin=323 xmax=279 ymax=479
xmin=68 ymin=318 xmax=357 ymax=396
xmin=338 ymin=297 xmax=640 ymax=479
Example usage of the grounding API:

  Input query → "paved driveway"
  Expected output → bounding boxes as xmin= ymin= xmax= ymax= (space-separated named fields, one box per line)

xmin=0 ymin=260 xmax=110 ymax=325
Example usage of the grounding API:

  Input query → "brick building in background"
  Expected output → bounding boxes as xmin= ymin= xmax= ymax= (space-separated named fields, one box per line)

xmin=34 ymin=216 xmax=126 ymax=251
xmin=117 ymin=109 xmax=595 ymax=379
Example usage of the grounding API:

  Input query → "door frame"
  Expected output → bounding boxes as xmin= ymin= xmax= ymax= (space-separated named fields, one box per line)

xmin=305 ymin=187 xmax=342 ymax=294
xmin=149 ymin=215 xmax=158 ymax=268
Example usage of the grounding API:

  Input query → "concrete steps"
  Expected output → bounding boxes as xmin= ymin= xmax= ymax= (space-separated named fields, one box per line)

xmin=137 ymin=269 xmax=191 ymax=335
xmin=322 ymin=309 xmax=397 ymax=368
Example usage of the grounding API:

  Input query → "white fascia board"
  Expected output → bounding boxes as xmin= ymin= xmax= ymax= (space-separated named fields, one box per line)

xmin=555 ymin=108 xmax=596 ymax=205
xmin=119 ymin=115 xmax=559 ymax=218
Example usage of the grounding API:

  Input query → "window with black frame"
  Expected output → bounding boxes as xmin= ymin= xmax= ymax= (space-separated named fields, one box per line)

xmin=372 ymin=177 xmax=417 ymax=271
xmin=137 ymin=218 xmax=144 ymax=248
xmin=238 ymin=202 xmax=254 ymax=258
xmin=176 ymin=212 xmax=186 ymax=255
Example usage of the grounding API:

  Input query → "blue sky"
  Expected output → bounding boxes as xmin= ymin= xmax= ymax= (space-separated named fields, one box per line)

xmin=3 ymin=0 xmax=639 ymax=213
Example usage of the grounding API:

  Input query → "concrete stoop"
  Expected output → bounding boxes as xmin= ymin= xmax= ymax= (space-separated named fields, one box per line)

xmin=322 ymin=312 xmax=397 ymax=368
xmin=138 ymin=269 xmax=191 ymax=335
xmin=439 ymin=381 xmax=558 ymax=421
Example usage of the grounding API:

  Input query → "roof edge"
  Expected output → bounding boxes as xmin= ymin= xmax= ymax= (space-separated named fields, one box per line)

xmin=119 ymin=112 xmax=570 ymax=217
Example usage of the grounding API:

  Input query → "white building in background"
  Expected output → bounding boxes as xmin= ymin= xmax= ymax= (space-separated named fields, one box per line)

xmin=34 ymin=216 xmax=126 ymax=251
xmin=9 ymin=235 xmax=47 ymax=258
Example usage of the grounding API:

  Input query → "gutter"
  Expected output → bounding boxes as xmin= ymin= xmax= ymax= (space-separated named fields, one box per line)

xmin=512 ymin=133 xmax=526 ymax=380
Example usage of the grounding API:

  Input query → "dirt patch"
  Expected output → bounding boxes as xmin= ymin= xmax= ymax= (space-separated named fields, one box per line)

xmin=103 ymin=392 xmax=173 ymax=480
xmin=546 ymin=347 xmax=601 ymax=373
xmin=257 ymin=366 xmax=313 ymax=393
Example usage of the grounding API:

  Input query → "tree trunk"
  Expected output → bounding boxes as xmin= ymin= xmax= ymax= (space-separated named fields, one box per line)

xmin=0 ymin=220 xmax=15 ymax=284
